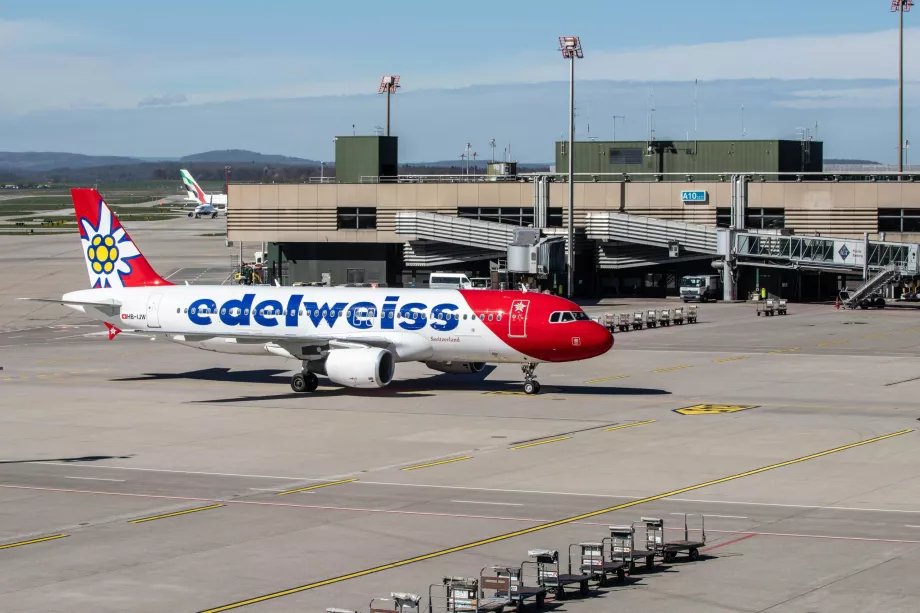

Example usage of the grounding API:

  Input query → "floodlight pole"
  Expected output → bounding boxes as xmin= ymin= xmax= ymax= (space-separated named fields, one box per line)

xmin=567 ymin=53 xmax=575 ymax=299
xmin=899 ymin=2 xmax=905 ymax=173
xmin=386 ymin=88 xmax=392 ymax=137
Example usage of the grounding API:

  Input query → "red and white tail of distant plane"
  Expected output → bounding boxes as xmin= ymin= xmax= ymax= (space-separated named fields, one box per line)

xmin=23 ymin=189 xmax=613 ymax=394
xmin=180 ymin=169 xmax=227 ymax=207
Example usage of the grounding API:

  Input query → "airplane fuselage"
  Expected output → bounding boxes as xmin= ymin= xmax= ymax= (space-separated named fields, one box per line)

xmin=63 ymin=286 xmax=613 ymax=364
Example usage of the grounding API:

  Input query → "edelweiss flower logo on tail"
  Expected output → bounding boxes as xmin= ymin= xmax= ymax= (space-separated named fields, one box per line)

xmin=78 ymin=198 xmax=140 ymax=288
xmin=71 ymin=188 xmax=171 ymax=288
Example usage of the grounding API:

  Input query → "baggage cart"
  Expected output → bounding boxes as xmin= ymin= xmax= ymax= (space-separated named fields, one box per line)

xmin=617 ymin=312 xmax=630 ymax=332
xmin=646 ymin=310 xmax=658 ymax=328
xmin=631 ymin=312 xmax=644 ymax=330
xmin=659 ymin=309 xmax=671 ymax=326
xmin=777 ymin=299 xmax=788 ymax=315
xmin=673 ymin=307 xmax=685 ymax=325
xmin=642 ymin=515 xmax=706 ymax=563
xmin=479 ymin=565 xmax=546 ymax=613
xmin=526 ymin=549 xmax=590 ymax=600
xmin=687 ymin=305 xmax=699 ymax=323
xmin=569 ymin=542 xmax=626 ymax=587
xmin=370 ymin=593 xmax=422 ymax=613
xmin=607 ymin=524 xmax=656 ymax=572
xmin=756 ymin=299 xmax=776 ymax=316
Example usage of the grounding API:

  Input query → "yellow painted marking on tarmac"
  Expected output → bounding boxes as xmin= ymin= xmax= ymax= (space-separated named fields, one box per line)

xmin=509 ymin=435 xmax=572 ymax=450
xmin=275 ymin=478 xmax=357 ymax=496
xmin=675 ymin=404 xmax=757 ymax=416
xmin=603 ymin=419 xmax=656 ymax=432
xmin=0 ymin=534 xmax=68 ymax=550
xmin=585 ymin=375 xmax=630 ymax=383
xmin=401 ymin=456 xmax=473 ymax=471
xmin=818 ymin=340 xmax=849 ymax=347
xmin=905 ymin=328 xmax=920 ymax=333
xmin=715 ymin=356 xmax=749 ymax=363
xmin=130 ymin=504 xmax=224 ymax=523
xmin=768 ymin=347 xmax=800 ymax=354
xmin=652 ymin=365 xmax=693 ymax=373
xmin=197 ymin=429 xmax=913 ymax=613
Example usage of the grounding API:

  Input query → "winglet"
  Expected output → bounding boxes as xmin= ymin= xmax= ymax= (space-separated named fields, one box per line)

xmin=104 ymin=322 xmax=122 ymax=340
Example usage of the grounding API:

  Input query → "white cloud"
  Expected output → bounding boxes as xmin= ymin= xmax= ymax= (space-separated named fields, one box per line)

xmin=1 ymin=19 xmax=919 ymax=114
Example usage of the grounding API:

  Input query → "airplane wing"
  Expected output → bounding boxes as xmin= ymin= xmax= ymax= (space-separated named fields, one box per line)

xmin=20 ymin=297 xmax=122 ymax=316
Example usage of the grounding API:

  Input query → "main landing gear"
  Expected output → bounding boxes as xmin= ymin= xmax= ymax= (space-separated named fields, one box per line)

xmin=290 ymin=371 xmax=318 ymax=393
xmin=522 ymin=363 xmax=541 ymax=395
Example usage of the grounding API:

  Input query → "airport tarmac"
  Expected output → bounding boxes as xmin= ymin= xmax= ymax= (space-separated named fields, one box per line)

xmin=2 ymin=221 xmax=920 ymax=612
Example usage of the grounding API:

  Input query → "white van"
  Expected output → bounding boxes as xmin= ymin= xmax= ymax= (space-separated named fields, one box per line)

xmin=428 ymin=272 xmax=473 ymax=289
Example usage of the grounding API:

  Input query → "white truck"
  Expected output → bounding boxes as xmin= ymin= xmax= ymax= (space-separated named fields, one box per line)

xmin=680 ymin=275 xmax=721 ymax=302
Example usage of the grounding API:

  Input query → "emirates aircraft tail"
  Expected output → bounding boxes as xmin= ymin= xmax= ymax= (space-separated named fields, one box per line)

xmin=71 ymin=188 xmax=171 ymax=288
xmin=180 ymin=168 xmax=207 ymax=204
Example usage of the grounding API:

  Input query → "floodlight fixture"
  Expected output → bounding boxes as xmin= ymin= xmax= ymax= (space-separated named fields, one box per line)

xmin=558 ymin=36 xmax=583 ymax=59
xmin=378 ymin=75 xmax=401 ymax=137
xmin=891 ymin=0 xmax=913 ymax=12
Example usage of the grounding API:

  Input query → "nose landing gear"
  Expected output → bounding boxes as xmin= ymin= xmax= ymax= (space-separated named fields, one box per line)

xmin=291 ymin=371 xmax=319 ymax=393
xmin=522 ymin=363 xmax=541 ymax=395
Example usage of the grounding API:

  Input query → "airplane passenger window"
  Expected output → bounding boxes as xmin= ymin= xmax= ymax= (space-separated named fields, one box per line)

xmin=322 ymin=310 xmax=327 ymax=317
xmin=463 ymin=314 xmax=468 ymax=320
xmin=244 ymin=309 xmax=249 ymax=315
xmin=488 ymin=314 xmax=493 ymax=321
xmin=313 ymin=310 xmax=319 ymax=317
xmin=549 ymin=312 xmax=560 ymax=323
xmin=290 ymin=310 xmax=295 ymax=316
xmin=479 ymin=314 xmax=484 ymax=321
xmin=221 ymin=308 xmax=227 ymax=315
xmin=497 ymin=314 xmax=502 ymax=321
xmin=183 ymin=308 xmax=187 ymax=313
xmin=299 ymin=310 xmax=304 ymax=316
xmin=190 ymin=307 xmax=197 ymax=314
xmin=176 ymin=308 xmax=180 ymax=314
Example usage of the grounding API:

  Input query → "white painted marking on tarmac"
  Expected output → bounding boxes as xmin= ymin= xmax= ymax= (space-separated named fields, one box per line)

xmin=62 ymin=476 xmax=125 ymax=482
xmin=2 ymin=484 xmax=920 ymax=546
xmin=905 ymin=525 xmax=920 ymax=529
xmin=672 ymin=512 xmax=747 ymax=519
xmin=452 ymin=500 xmax=524 ymax=507
xmin=26 ymin=463 xmax=920 ymax=516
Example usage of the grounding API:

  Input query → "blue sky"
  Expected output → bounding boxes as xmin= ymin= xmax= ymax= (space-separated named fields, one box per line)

xmin=0 ymin=0 xmax=918 ymax=161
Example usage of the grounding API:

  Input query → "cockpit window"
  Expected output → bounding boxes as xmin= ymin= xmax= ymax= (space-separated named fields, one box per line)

xmin=550 ymin=310 xmax=590 ymax=323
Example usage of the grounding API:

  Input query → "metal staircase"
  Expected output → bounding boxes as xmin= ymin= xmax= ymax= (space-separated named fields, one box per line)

xmin=840 ymin=265 xmax=900 ymax=309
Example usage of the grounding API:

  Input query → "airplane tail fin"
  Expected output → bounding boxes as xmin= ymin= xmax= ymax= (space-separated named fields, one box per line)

xmin=180 ymin=168 xmax=207 ymax=204
xmin=71 ymin=188 xmax=171 ymax=289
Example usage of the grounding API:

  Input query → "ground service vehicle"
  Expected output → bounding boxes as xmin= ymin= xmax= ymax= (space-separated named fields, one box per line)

xmin=680 ymin=275 xmax=721 ymax=302
xmin=428 ymin=273 xmax=474 ymax=290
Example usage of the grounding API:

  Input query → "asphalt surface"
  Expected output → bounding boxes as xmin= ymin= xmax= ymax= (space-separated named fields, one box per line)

xmin=2 ymin=218 xmax=920 ymax=612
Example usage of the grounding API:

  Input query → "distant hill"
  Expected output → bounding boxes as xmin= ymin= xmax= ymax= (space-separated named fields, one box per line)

xmin=180 ymin=149 xmax=319 ymax=165
xmin=0 ymin=151 xmax=142 ymax=172
xmin=825 ymin=158 xmax=881 ymax=165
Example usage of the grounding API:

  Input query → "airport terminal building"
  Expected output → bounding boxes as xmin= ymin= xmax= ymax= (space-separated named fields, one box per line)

xmin=228 ymin=136 xmax=920 ymax=300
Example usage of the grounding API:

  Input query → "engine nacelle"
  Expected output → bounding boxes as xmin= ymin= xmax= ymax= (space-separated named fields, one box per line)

xmin=324 ymin=347 xmax=395 ymax=388
xmin=424 ymin=361 xmax=486 ymax=375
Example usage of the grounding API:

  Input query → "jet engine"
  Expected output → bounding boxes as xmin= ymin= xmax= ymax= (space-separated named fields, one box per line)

xmin=424 ymin=361 xmax=486 ymax=375
xmin=323 ymin=347 xmax=395 ymax=388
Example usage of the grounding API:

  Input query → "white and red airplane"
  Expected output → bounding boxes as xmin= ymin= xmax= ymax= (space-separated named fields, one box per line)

xmin=25 ymin=189 xmax=613 ymax=394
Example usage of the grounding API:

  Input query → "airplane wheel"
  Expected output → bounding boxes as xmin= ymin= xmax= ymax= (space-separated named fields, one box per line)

xmin=291 ymin=373 xmax=308 ymax=393
xmin=187 ymin=212 xmax=193 ymax=217
xmin=303 ymin=372 xmax=318 ymax=392
xmin=524 ymin=381 xmax=539 ymax=395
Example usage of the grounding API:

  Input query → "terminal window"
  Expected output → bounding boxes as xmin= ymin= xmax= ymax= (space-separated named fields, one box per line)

xmin=878 ymin=208 xmax=920 ymax=232
xmin=457 ymin=207 xmax=563 ymax=228
xmin=608 ymin=148 xmax=643 ymax=165
xmin=745 ymin=208 xmax=785 ymax=230
xmin=337 ymin=207 xmax=377 ymax=230
xmin=716 ymin=208 xmax=731 ymax=228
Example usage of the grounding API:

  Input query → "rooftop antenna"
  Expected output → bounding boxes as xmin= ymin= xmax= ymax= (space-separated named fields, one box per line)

xmin=612 ymin=115 xmax=625 ymax=141
xmin=741 ymin=105 xmax=746 ymax=140
xmin=489 ymin=138 xmax=496 ymax=163
xmin=373 ymin=125 xmax=383 ymax=136
xmin=378 ymin=75 xmax=400 ymax=137
xmin=694 ymin=79 xmax=699 ymax=137
xmin=352 ymin=124 xmax=355 ymax=137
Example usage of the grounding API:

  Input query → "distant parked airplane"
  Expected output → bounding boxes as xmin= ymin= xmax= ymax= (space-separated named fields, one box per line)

xmin=180 ymin=169 xmax=227 ymax=207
